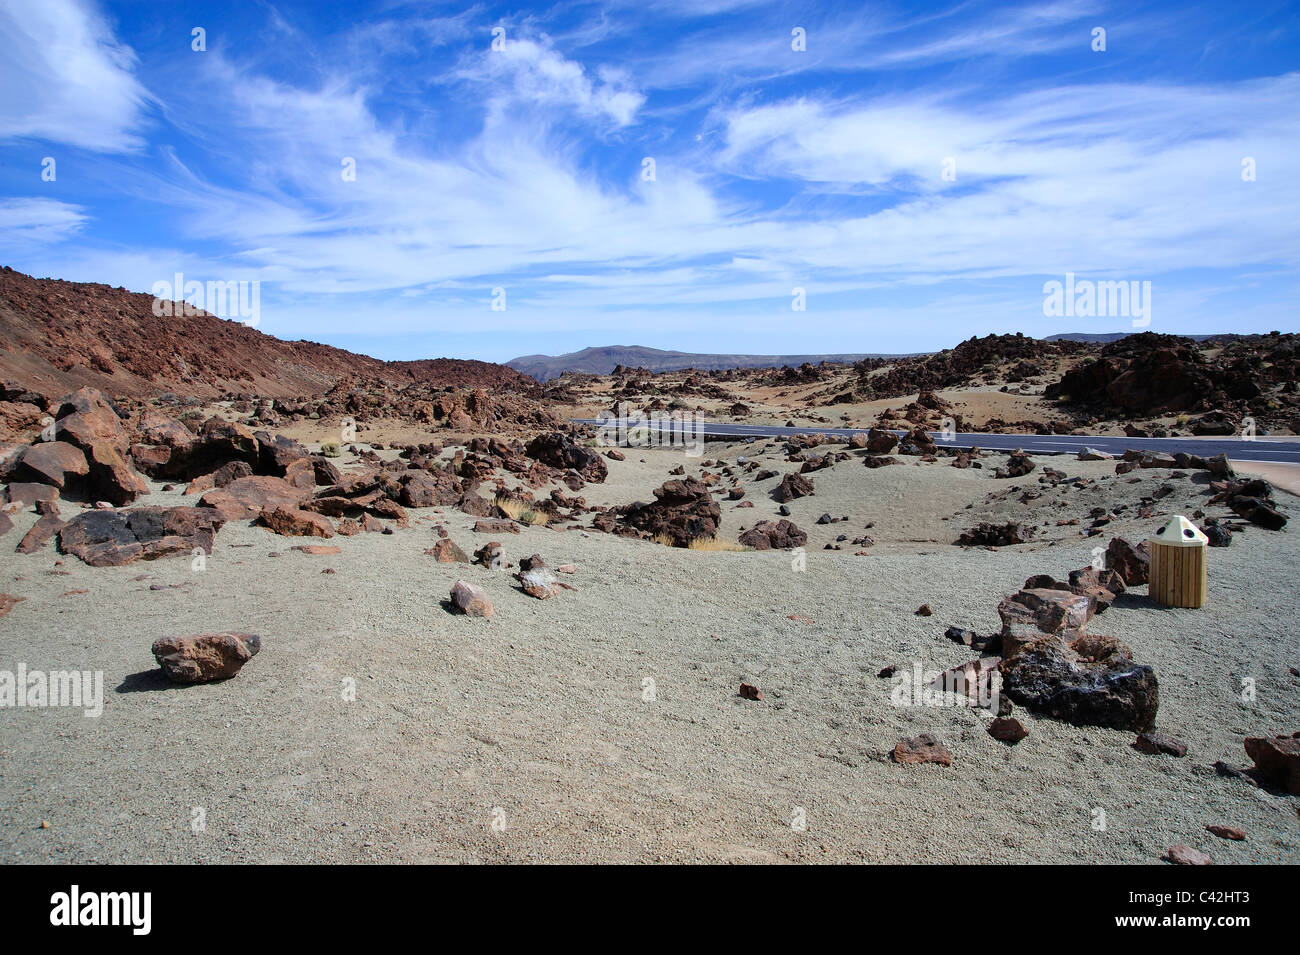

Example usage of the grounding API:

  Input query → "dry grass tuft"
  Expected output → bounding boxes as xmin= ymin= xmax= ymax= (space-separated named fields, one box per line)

xmin=495 ymin=494 xmax=551 ymax=526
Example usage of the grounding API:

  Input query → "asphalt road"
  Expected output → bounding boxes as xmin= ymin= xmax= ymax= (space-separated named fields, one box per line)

xmin=573 ymin=419 xmax=1300 ymax=464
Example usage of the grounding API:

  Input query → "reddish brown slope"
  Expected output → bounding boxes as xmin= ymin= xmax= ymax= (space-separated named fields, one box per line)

xmin=0 ymin=267 xmax=536 ymax=400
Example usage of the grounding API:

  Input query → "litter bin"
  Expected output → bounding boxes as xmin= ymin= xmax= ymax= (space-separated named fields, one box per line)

xmin=1147 ymin=515 xmax=1208 ymax=608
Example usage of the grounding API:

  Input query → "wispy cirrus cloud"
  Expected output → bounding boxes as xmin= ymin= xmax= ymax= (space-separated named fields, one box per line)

xmin=0 ymin=0 xmax=149 ymax=152
xmin=1 ymin=0 xmax=1296 ymax=358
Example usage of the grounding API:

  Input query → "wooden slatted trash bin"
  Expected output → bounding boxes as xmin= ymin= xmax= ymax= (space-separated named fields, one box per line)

xmin=1147 ymin=515 xmax=1208 ymax=608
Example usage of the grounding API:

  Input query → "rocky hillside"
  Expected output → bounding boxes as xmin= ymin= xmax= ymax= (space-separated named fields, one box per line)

xmin=0 ymin=267 xmax=537 ymax=402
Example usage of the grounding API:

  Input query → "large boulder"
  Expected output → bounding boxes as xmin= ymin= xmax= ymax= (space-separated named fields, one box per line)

xmin=59 ymin=507 xmax=225 ymax=566
xmin=398 ymin=469 xmax=462 ymax=508
xmin=738 ymin=519 xmax=807 ymax=550
xmin=866 ymin=428 xmax=898 ymax=453
xmin=774 ymin=472 xmax=814 ymax=503
xmin=13 ymin=441 xmax=88 ymax=490
xmin=524 ymin=433 xmax=608 ymax=483
xmin=257 ymin=506 xmax=335 ymax=538
xmin=1000 ymin=633 xmax=1158 ymax=732
xmin=616 ymin=477 xmax=721 ymax=546
xmin=152 ymin=632 xmax=261 ymax=683
xmin=198 ymin=475 xmax=310 ymax=522
xmin=83 ymin=440 xmax=150 ymax=505
xmin=53 ymin=387 xmax=129 ymax=455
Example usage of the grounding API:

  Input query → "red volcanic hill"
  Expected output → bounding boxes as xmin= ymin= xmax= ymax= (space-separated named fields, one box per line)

xmin=0 ymin=266 xmax=537 ymax=400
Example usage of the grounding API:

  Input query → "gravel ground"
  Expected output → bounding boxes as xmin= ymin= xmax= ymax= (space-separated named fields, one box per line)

xmin=0 ymin=443 xmax=1296 ymax=864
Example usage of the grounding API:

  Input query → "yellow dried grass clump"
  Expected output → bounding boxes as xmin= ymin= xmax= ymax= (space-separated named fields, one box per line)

xmin=495 ymin=494 xmax=551 ymax=526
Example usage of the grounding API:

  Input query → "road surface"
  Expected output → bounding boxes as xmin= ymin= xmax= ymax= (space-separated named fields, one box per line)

xmin=572 ymin=419 xmax=1300 ymax=464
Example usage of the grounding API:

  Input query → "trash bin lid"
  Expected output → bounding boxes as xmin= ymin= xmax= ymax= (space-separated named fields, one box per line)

xmin=1148 ymin=515 xmax=1208 ymax=547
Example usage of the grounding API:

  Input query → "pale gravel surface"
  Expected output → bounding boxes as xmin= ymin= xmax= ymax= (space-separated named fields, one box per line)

xmin=0 ymin=442 xmax=1297 ymax=864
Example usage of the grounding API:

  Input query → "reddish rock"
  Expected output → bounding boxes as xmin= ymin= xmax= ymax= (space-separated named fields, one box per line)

xmin=1243 ymin=732 xmax=1300 ymax=794
xmin=1106 ymin=537 xmax=1150 ymax=586
xmin=1205 ymin=825 xmax=1246 ymax=841
xmin=428 ymin=539 xmax=469 ymax=563
xmin=1165 ymin=845 xmax=1212 ymax=866
xmin=1133 ymin=731 xmax=1188 ymax=757
xmin=473 ymin=542 xmax=504 ymax=568
xmin=892 ymin=734 xmax=952 ymax=765
xmin=737 ymin=519 xmax=807 ymax=550
xmin=54 ymin=387 xmax=129 ymax=455
xmin=84 ymin=440 xmax=149 ymax=505
xmin=0 ymin=593 xmax=25 ymax=618
xmin=336 ymin=518 xmax=361 ymax=536
xmin=14 ymin=441 xmax=88 ymax=489
xmin=474 ymin=518 xmax=521 ymax=534
xmin=16 ymin=514 xmax=65 ymax=554
xmin=774 ymin=472 xmax=814 ymax=503
xmin=258 ymin=506 xmax=335 ymax=538
xmin=4 ymin=482 xmax=59 ymax=507
xmin=988 ymin=717 xmax=1029 ymax=744
xmin=738 ymin=682 xmax=764 ymax=701
xmin=152 ymin=631 xmax=261 ymax=683
xmin=866 ymin=428 xmax=898 ymax=453
xmin=915 ymin=604 xmax=933 ymax=616
xmin=451 ymin=579 xmax=493 ymax=617
xmin=998 ymin=587 xmax=1097 ymax=657
xmin=199 ymin=475 xmax=310 ymax=522
xmin=292 ymin=544 xmax=341 ymax=555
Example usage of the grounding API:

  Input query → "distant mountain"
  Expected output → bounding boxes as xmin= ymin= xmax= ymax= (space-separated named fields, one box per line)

xmin=507 ymin=345 xmax=911 ymax=380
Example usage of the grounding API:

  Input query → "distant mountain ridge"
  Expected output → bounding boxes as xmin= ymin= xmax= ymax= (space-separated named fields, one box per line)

xmin=507 ymin=345 xmax=914 ymax=380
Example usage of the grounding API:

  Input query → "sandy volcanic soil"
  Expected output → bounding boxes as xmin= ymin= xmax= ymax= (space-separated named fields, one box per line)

xmin=0 ymin=442 xmax=1297 ymax=864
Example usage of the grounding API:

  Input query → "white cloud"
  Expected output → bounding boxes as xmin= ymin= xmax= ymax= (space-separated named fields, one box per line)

xmin=0 ymin=198 xmax=88 ymax=249
xmin=0 ymin=0 xmax=149 ymax=152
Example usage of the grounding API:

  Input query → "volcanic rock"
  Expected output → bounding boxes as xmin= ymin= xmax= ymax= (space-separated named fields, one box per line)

xmin=1000 ymin=633 xmax=1158 ymax=732
xmin=152 ymin=632 xmax=261 ymax=683
xmin=451 ymin=579 xmax=494 ymax=617
xmin=14 ymin=441 xmax=88 ymax=490
xmin=737 ymin=519 xmax=807 ymax=550
xmin=774 ymin=472 xmax=814 ymax=503
xmin=617 ymin=477 xmax=721 ymax=547
xmin=892 ymin=734 xmax=952 ymax=765
xmin=1243 ymin=732 xmax=1300 ymax=794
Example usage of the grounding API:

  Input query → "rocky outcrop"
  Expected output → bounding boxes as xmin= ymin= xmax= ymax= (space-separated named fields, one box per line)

xmin=615 ymin=478 xmax=721 ymax=547
xmin=1000 ymin=633 xmax=1158 ymax=732
xmin=524 ymin=432 xmax=608 ymax=484
xmin=956 ymin=522 xmax=1034 ymax=547
xmin=737 ymin=519 xmax=807 ymax=550
xmin=59 ymin=507 xmax=224 ymax=566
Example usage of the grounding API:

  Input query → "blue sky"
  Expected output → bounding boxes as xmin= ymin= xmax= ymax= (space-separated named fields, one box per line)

xmin=1 ymin=0 xmax=1297 ymax=362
